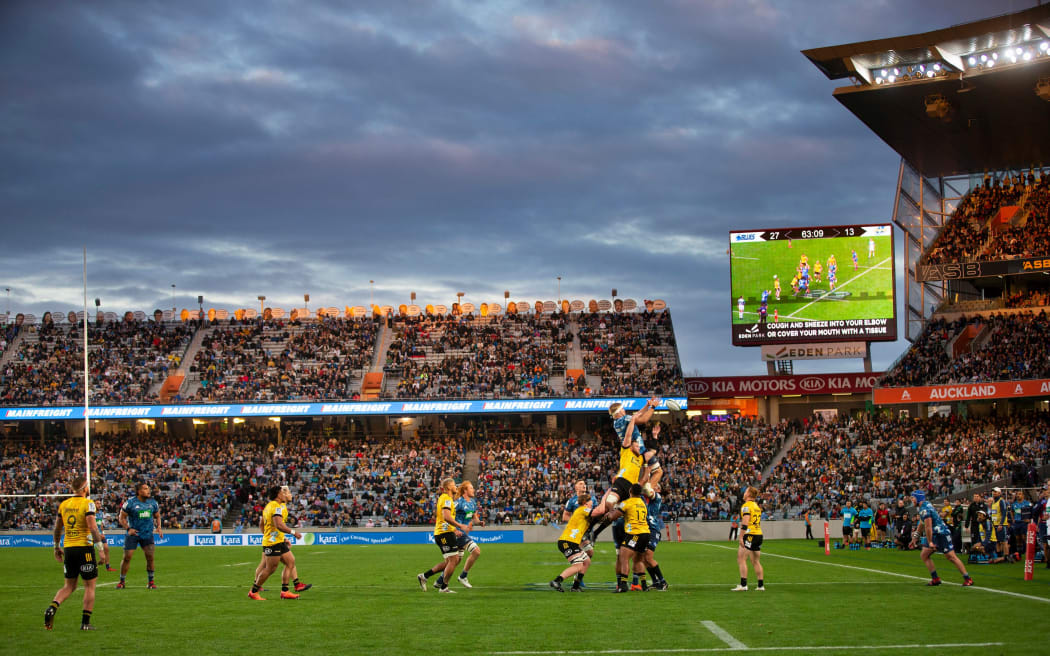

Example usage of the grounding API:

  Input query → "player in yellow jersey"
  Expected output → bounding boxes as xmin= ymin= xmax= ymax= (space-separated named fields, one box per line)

xmin=732 ymin=486 xmax=765 ymax=591
xmin=773 ymin=275 xmax=781 ymax=301
xmin=813 ymin=260 xmax=823 ymax=283
xmin=417 ymin=477 xmax=472 ymax=593
xmin=549 ymin=492 xmax=605 ymax=591
xmin=590 ymin=399 xmax=657 ymax=544
xmin=612 ymin=483 xmax=650 ymax=593
xmin=249 ymin=485 xmax=309 ymax=600
xmin=45 ymin=476 xmax=110 ymax=631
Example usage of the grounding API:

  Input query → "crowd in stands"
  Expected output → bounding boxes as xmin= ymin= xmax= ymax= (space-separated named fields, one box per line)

xmin=764 ymin=413 xmax=1049 ymax=519
xmin=577 ymin=310 xmax=684 ymax=397
xmin=1003 ymin=289 xmax=1050 ymax=309
xmin=879 ymin=317 xmax=967 ymax=387
xmin=190 ymin=317 xmax=376 ymax=402
xmin=925 ymin=171 xmax=1050 ymax=265
xmin=0 ymin=319 xmax=191 ymax=406
xmin=384 ymin=314 xmax=570 ymax=399
xmin=934 ymin=310 xmax=1050 ymax=384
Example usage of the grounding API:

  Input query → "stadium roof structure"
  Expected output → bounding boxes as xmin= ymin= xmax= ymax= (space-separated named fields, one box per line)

xmin=803 ymin=5 xmax=1050 ymax=179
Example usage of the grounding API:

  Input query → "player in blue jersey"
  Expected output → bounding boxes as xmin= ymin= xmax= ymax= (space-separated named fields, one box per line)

xmin=117 ymin=483 xmax=163 ymax=589
xmin=909 ymin=490 xmax=973 ymax=586
xmin=1011 ymin=491 xmax=1033 ymax=555
xmin=760 ymin=289 xmax=770 ymax=305
xmin=856 ymin=501 xmax=874 ymax=550
xmin=851 ymin=249 xmax=859 ymax=271
xmin=828 ymin=269 xmax=837 ymax=291
xmin=590 ymin=400 xmax=661 ymax=543
xmin=840 ymin=502 xmax=855 ymax=547
xmin=639 ymin=483 xmax=669 ymax=590
xmin=452 ymin=480 xmax=482 ymax=588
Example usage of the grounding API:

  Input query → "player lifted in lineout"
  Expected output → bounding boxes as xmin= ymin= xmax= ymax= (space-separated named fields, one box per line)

xmin=589 ymin=399 xmax=662 ymax=544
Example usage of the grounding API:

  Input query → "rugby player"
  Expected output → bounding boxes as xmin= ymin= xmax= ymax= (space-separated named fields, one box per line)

xmin=732 ymin=486 xmax=764 ymax=591
xmin=909 ymin=490 xmax=973 ymax=586
xmin=562 ymin=480 xmax=595 ymax=559
xmin=641 ymin=483 xmax=669 ymax=590
xmin=116 ymin=482 xmax=163 ymax=589
xmin=453 ymin=480 xmax=482 ymax=588
xmin=45 ymin=476 xmax=110 ymax=631
xmin=590 ymin=399 xmax=658 ymax=542
xmin=615 ymin=483 xmax=650 ymax=593
xmin=417 ymin=477 xmax=470 ymax=593
xmin=249 ymin=485 xmax=310 ymax=600
xmin=550 ymin=492 xmax=604 ymax=592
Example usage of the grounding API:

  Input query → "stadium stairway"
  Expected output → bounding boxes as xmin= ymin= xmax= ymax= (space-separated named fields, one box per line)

xmin=760 ymin=431 xmax=802 ymax=482
xmin=222 ymin=499 xmax=243 ymax=531
xmin=0 ymin=326 xmax=27 ymax=367
xmin=170 ymin=325 xmax=209 ymax=398
xmin=462 ymin=449 xmax=481 ymax=485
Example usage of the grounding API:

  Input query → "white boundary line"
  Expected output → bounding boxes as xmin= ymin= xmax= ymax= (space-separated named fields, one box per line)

xmin=702 ymin=621 xmax=747 ymax=650
xmin=697 ymin=543 xmax=1050 ymax=604
xmin=489 ymin=642 xmax=1006 ymax=654
xmin=785 ymin=256 xmax=891 ymax=319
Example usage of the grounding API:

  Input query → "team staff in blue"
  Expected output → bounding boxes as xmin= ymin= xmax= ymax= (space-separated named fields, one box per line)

xmin=117 ymin=483 xmax=163 ymax=589
xmin=856 ymin=501 xmax=874 ymax=550
xmin=908 ymin=490 xmax=973 ymax=587
xmin=841 ymin=501 xmax=856 ymax=547
xmin=1010 ymin=490 xmax=1033 ymax=555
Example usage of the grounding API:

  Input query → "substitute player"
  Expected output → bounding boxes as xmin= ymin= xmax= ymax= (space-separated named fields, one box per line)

xmin=249 ymin=485 xmax=309 ymax=600
xmin=416 ymin=477 xmax=470 ymax=593
xmin=732 ymin=486 xmax=764 ymax=591
xmin=615 ymin=483 xmax=650 ymax=593
xmin=117 ymin=482 xmax=163 ymax=589
xmin=45 ymin=476 xmax=110 ymax=631
xmin=453 ymin=480 xmax=482 ymax=588
xmin=909 ymin=490 xmax=974 ymax=586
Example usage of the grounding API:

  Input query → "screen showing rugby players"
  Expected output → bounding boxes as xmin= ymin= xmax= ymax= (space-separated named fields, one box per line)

xmin=729 ymin=224 xmax=896 ymax=346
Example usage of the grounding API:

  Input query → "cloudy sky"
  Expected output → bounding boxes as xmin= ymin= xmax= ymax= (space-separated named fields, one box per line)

xmin=1 ymin=0 xmax=1014 ymax=376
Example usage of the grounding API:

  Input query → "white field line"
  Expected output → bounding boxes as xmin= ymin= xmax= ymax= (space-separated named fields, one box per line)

xmin=697 ymin=543 xmax=1050 ymax=604
xmin=702 ymin=621 xmax=747 ymax=650
xmin=785 ymin=256 xmax=891 ymax=319
xmin=489 ymin=642 xmax=1006 ymax=654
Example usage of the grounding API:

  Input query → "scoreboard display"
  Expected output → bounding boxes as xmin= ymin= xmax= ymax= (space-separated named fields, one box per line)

xmin=729 ymin=224 xmax=896 ymax=346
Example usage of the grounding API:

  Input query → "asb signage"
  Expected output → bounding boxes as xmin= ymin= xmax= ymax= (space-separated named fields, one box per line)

xmin=686 ymin=373 xmax=883 ymax=399
xmin=873 ymin=378 xmax=1050 ymax=405
xmin=761 ymin=342 xmax=867 ymax=362
xmin=917 ymin=255 xmax=1050 ymax=281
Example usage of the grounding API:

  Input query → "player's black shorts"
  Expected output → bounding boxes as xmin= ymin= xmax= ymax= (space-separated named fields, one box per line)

xmin=557 ymin=539 xmax=589 ymax=564
xmin=456 ymin=534 xmax=478 ymax=554
xmin=742 ymin=534 xmax=763 ymax=552
xmin=262 ymin=542 xmax=290 ymax=557
xmin=842 ymin=526 xmax=853 ymax=536
xmin=859 ymin=526 xmax=871 ymax=538
xmin=647 ymin=529 xmax=661 ymax=552
xmin=610 ymin=477 xmax=632 ymax=501
xmin=62 ymin=546 xmax=99 ymax=581
xmin=435 ymin=531 xmax=458 ymax=557
xmin=622 ymin=533 xmax=651 ymax=553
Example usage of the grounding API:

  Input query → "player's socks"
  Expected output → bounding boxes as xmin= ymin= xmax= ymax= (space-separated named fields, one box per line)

xmin=436 ymin=575 xmax=444 ymax=587
xmin=647 ymin=565 xmax=664 ymax=582
xmin=147 ymin=570 xmax=154 ymax=582
xmin=423 ymin=569 xmax=439 ymax=579
xmin=631 ymin=573 xmax=639 ymax=586
xmin=930 ymin=570 xmax=938 ymax=580
xmin=554 ymin=575 xmax=564 ymax=583
xmin=45 ymin=601 xmax=59 ymax=630
xmin=459 ymin=570 xmax=469 ymax=579
xmin=740 ymin=577 xmax=748 ymax=587
xmin=281 ymin=583 xmax=289 ymax=592
xmin=251 ymin=583 xmax=261 ymax=594
xmin=757 ymin=579 xmax=764 ymax=588
xmin=119 ymin=575 xmax=126 ymax=584
xmin=82 ymin=610 xmax=91 ymax=627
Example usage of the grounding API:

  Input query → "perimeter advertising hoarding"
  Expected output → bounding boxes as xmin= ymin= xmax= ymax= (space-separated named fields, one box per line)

xmin=0 ymin=531 xmax=525 ymax=548
xmin=873 ymin=378 xmax=1050 ymax=405
xmin=686 ymin=373 xmax=883 ymax=399
xmin=0 ymin=397 xmax=687 ymax=421
xmin=729 ymin=224 xmax=897 ymax=346
xmin=916 ymin=256 xmax=1050 ymax=281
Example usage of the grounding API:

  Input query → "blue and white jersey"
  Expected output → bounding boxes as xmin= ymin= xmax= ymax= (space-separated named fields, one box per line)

xmin=842 ymin=506 xmax=855 ymax=527
xmin=121 ymin=497 xmax=160 ymax=538
xmin=613 ymin=415 xmax=644 ymax=451
xmin=918 ymin=501 xmax=951 ymax=536
xmin=857 ymin=507 xmax=874 ymax=529
xmin=646 ymin=493 xmax=665 ymax=533
xmin=454 ymin=497 xmax=478 ymax=526
xmin=760 ymin=290 xmax=770 ymax=304
xmin=564 ymin=494 xmax=586 ymax=514
xmin=1012 ymin=500 xmax=1032 ymax=523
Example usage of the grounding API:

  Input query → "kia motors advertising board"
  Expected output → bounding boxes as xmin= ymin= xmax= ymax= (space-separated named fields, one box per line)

xmin=686 ymin=373 xmax=883 ymax=399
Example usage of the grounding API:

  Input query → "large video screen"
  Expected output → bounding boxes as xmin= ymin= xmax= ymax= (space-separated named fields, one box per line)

xmin=729 ymin=224 xmax=896 ymax=346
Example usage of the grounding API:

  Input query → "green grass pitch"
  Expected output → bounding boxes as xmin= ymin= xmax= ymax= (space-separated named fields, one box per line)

xmin=5 ymin=540 xmax=1049 ymax=654
xmin=730 ymin=235 xmax=894 ymax=325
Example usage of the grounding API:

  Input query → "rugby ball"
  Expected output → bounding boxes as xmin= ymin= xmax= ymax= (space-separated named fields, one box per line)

xmin=665 ymin=399 xmax=682 ymax=412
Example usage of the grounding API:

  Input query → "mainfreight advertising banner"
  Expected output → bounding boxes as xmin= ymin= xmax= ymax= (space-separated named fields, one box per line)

xmin=916 ymin=255 xmax=1050 ymax=281
xmin=873 ymin=378 xmax=1050 ymax=405
xmin=0 ymin=397 xmax=686 ymax=421
xmin=686 ymin=373 xmax=883 ymax=399
xmin=0 ymin=530 xmax=524 ymax=548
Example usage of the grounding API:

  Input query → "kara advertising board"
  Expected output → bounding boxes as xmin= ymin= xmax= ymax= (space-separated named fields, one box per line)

xmin=730 ymin=224 xmax=896 ymax=346
xmin=0 ymin=531 xmax=526 ymax=548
